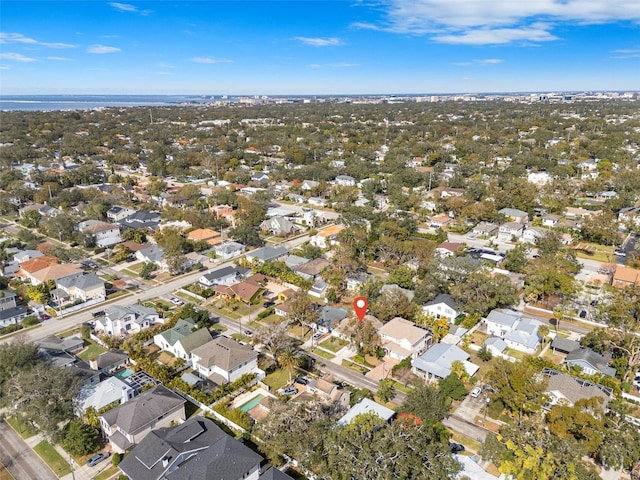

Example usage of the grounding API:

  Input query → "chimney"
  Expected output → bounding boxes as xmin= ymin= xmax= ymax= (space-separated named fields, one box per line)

xmin=162 ymin=456 xmax=169 ymax=468
xmin=89 ymin=358 xmax=98 ymax=370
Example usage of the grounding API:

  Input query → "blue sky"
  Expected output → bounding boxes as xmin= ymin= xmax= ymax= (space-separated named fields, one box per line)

xmin=1 ymin=1 xmax=639 ymax=95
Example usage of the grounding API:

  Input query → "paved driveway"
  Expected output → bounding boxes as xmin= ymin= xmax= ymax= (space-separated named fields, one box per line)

xmin=0 ymin=421 xmax=56 ymax=480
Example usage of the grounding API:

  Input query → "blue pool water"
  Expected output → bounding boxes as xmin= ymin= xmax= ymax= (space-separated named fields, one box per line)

xmin=239 ymin=394 xmax=265 ymax=412
xmin=114 ymin=368 xmax=134 ymax=380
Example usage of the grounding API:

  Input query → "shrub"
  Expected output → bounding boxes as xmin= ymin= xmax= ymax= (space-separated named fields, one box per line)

xmin=22 ymin=316 xmax=39 ymax=327
xmin=112 ymin=452 xmax=122 ymax=467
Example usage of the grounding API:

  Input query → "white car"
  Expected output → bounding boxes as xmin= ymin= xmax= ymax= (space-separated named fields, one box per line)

xmin=470 ymin=386 xmax=482 ymax=398
xmin=170 ymin=298 xmax=185 ymax=306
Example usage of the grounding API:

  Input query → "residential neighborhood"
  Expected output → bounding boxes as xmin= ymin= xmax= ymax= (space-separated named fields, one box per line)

xmin=1 ymin=95 xmax=640 ymax=480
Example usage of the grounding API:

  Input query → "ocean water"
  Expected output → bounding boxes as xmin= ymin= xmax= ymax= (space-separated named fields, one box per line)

xmin=0 ymin=94 xmax=219 ymax=111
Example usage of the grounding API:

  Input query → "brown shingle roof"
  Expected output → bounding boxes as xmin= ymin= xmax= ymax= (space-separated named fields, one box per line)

xmin=19 ymin=256 xmax=58 ymax=273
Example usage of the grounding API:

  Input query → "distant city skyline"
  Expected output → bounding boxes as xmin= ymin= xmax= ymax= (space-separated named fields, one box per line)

xmin=1 ymin=1 xmax=639 ymax=95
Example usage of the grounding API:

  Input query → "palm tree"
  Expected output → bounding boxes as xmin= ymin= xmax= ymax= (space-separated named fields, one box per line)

xmin=278 ymin=347 xmax=301 ymax=383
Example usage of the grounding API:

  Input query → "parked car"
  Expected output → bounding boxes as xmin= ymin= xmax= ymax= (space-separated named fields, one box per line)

xmin=92 ymin=310 xmax=105 ymax=318
xmin=614 ymin=249 xmax=627 ymax=257
xmin=579 ymin=310 xmax=587 ymax=318
xmin=170 ymin=298 xmax=185 ymax=306
xmin=312 ymin=332 xmax=323 ymax=340
xmin=278 ymin=387 xmax=298 ymax=396
xmin=470 ymin=386 xmax=482 ymax=398
xmin=39 ymin=313 xmax=51 ymax=320
xmin=244 ymin=330 xmax=253 ymax=336
xmin=450 ymin=442 xmax=465 ymax=454
xmin=87 ymin=452 xmax=110 ymax=467
xmin=294 ymin=377 xmax=308 ymax=385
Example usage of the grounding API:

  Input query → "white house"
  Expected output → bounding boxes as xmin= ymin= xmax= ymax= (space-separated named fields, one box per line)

xmin=199 ymin=266 xmax=249 ymax=287
xmin=485 ymin=309 xmax=542 ymax=354
xmin=76 ymin=376 xmax=136 ymax=414
xmin=422 ymin=293 xmax=459 ymax=323
xmin=334 ymin=175 xmax=356 ymax=187
xmin=412 ymin=343 xmax=479 ymax=382
xmin=310 ymin=225 xmax=345 ymax=249
xmin=213 ymin=241 xmax=246 ymax=260
xmin=52 ymin=272 xmax=106 ymax=306
xmin=541 ymin=214 xmax=562 ymax=227
xmin=153 ymin=319 xmax=213 ymax=361
xmin=498 ymin=222 xmax=525 ymax=242
xmin=377 ymin=317 xmax=432 ymax=360
xmin=106 ymin=206 xmax=137 ymax=222
xmin=191 ymin=336 xmax=259 ymax=384
xmin=78 ymin=220 xmax=122 ymax=247
xmin=95 ymin=304 xmax=160 ymax=336
xmin=135 ymin=245 xmax=168 ymax=272
xmin=522 ymin=226 xmax=549 ymax=244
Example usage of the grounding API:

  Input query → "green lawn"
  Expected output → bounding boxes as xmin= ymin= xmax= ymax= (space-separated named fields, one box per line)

xmin=33 ymin=441 xmax=71 ymax=477
xmin=91 ymin=466 xmax=118 ymax=480
xmin=311 ymin=348 xmax=336 ymax=360
xmin=211 ymin=323 xmax=228 ymax=332
xmin=319 ymin=337 xmax=347 ymax=353
xmin=77 ymin=342 xmax=106 ymax=362
xmin=126 ymin=262 xmax=145 ymax=273
xmin=263 ymin=369 xmax=290 ymax=390
xmin=5 ymin=416 xmax=37 ymax=439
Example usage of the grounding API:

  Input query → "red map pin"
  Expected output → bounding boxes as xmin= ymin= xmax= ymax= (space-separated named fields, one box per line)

xmin=353 ymin=296 xmax=368 ymax=322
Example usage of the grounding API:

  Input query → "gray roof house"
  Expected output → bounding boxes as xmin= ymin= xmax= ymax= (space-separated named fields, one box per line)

xmin=485 ymin=309 xmax=542 ymax=354
xmin=412 ymin=343 xmax=479 ymax=382
xmin=313 ymin=305 xmax=348 ymax=333
xmin=191 ymin=336 xmax=259 ymax=385
xmin=483 ymin=337 xmax=508 ymax=356
xmin=543 ymin=368 xmax=612 ymax=408
xmin=214 ymin=241 xmax=246 ymax=260
xmin=118 ymin=417 xmax=266 ymax=480
xmin=136 ymin=245 xmax=168 ymax=272
xmin=89 ymin=350 xmax=129 ymax=374
xmin=498 ymin=207 xmax=529 ymax=224
xmin=337 ymin=398 xmax=395 ymax=426
xmin=199 ymin=266 xmax=249 ymax=287
xmin=550 ymin=337 xmax=581 ymax=354
xmin=96 ymin=304 xmax=160 ymax=336
xmin=153 ymin=319 xmax=213 ymax=361
xmin=245 ymin=246 xmax=288 ymax=264
xmin=100 ymin=385 xmax=186 ymax=453
xmin=564 ymin=348 xmax=616 ymax=378
xmin=36 ymin=334 xmax=85 ymax=353
xmin=260 ymin=216 xmax=297 ymax=237
xmin=422 ymin=293 xmax=459 ymax=323
xmin=76 ymin=376 xmax=136 ymax=414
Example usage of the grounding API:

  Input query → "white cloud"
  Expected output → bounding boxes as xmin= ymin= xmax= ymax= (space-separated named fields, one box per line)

xmin=611 ymin=48 xmax=640 ymax=59
xmin=109 ymin=2 xmax=137 ymax=12
xmin=295 ymin=37 xmax=344 ymax=47
xmin=0 ymin=65 xmax=10 ymax=70
xmin=190 ymin=57 xmax=232 ymax=64
xmin=87 ymin=45 xmax=121 ymax=54
xmin=157 ymin=62 xmax=174 ymax=68
xmin=0 ymin=32 xmax=75 ymax=48
xmin=355 ymin=0 xmax=640 ymax=44
xmin=46 ymin=56 xmax=73 ymax=61
xmin=474 ymin=58 xmax=503 ymax=64
xmin=0 ymin=52 xmax=37 ymax=62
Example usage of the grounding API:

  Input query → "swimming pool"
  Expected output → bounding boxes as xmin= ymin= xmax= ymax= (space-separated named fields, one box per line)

xmin=239 ymin=394 xmax=265 ymax=413
xmin=114 ymin=368 xmax=134 ymax=380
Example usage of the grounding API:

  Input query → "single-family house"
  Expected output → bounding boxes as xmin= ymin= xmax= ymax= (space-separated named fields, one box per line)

xmin=564 ymin=348 xmax=616 ymax=377
xmin=118 ymin=211 xmax=161 ymax=231
xmin=337 ymin=398 xmax=395 ymax=426
xmin=118 ymin=417 xmax=268 ymax=480
xmin=550 ymin=337 xmax=581 ymax=355
xmin=334 ymin=175 xmax=356 ymax=187
xmin=378 ymin=317 xmax=432 ymax=359
xmin=251 ymin=172 xmax=270 ymax=184
xmin=310 ymin=225 xmax=345 ymax=249
xmin=485 ymin=309 xmax=542 ymax=354
xmin=76 ymin=376 xmax=136 ymax=414
xmin=543 ymin=368 xmax=612 ymax=408
xmin=191 ymin=336 xmax=259 ymax=384
xmin=199 ymin=266 xmax=249 ymax=287
xmin=153 ymin=319 xmax=213 ymax=361
xmin=346 ymin=272 xmax=371 ymax=292
xmin=106 ymin=206 xmax=137 ymax=223
xmin=282 ymin=255 xmax=311 ymax=270
xmin=95 ymin=304 xmax=160 ymax=336
xmin=471 ymin=222 xmax=498 ymax=238
xmin=78 ymin=220 xmax=122 ymax=247
xmin=89 ymin=350 xmax=129 ymax=374
xmin=618 ymin=207 xmax=640 ymax=229
xmin=498 ymin=208 xmax=529 ymax=224
xmin=301 ymin=180 xmax=319 ymax=191
xmin=313 ymin=305 xmax=348 ymax=333
xmin=53 ymin=272 xmax=105 ymax=304
xmin=99 ymin=385 xmax=186 ymax=453
xmin=498 ymin=222 xmax=525 ymax=241
xmin=613 ymin=265 xmax=640 ymax=288
xmin=186 ymin=228 xmax=222 ymax=246
xmin=434 ymin=242 xmax=463 ymax=258
xmin=260 ymin=216 xmax=297 ymax=237
xmin=214 ymin=241 xmax=246 ymax=260
xmin=483 ymin=337 xmax=508 ymax=356
xmin=422 ymin=293 xmax=459 ymax=323
xmin=0 ymin=290 xmax=28 ymax=328
xmin=245 ymin=246 xmax=288 ymax=264
xmin=36 ymin=334 xmax=85 ymax=354
xmin=412 ymin=343 xmax=479 ymax=382
xmin=542 ymin=214 xmax=562 ymax=227
xmin=428 ymin=214 xmax=453 ymax=229
xmin=17 ymin=256 xmax=59 ymax=281
xmin=522 ymin=226 xmax=548 ymax=243
xmin=293 ymin=257 xmax=330 ymax=280
xmin=307 ymin=196 xmax=328 ymax=207
xmin=135 ymin=245 xmax=168 ymax=272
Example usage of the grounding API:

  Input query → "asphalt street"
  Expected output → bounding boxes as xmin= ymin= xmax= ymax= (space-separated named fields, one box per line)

xmin=0 ymin=421 xmax=57 ymax=480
